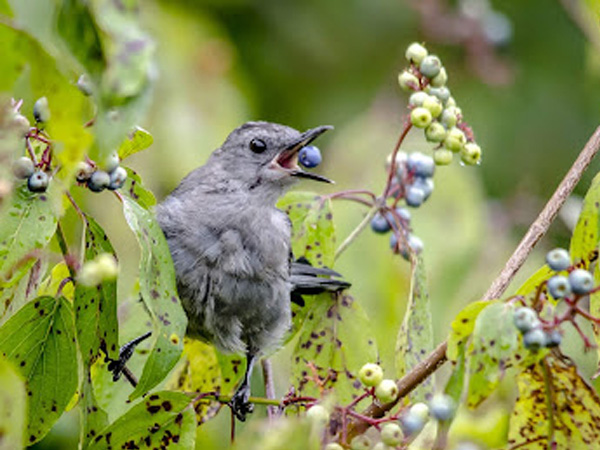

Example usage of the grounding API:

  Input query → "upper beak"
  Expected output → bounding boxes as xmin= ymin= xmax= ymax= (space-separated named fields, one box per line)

xmin=274 ymin=125 xmax=334 ymax=183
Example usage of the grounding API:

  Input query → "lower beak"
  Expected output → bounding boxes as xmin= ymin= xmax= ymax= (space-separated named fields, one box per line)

xmin=274 ymin=125 xmax=334 ymax=183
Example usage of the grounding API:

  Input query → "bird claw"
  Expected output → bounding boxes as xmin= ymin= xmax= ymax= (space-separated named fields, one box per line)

xmin=230 ymin=386 xmax=254 ymax=421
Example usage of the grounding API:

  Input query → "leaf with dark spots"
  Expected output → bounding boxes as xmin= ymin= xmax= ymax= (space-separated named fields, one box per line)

xmin=570 ymin=172 xmax=600 ymax=268
xmin=87 ymin=391 xmax=195 ymax=450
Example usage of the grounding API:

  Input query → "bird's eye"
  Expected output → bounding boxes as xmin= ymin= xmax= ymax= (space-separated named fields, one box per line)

xmin=249 ymin=138 xmax=267 ymax=154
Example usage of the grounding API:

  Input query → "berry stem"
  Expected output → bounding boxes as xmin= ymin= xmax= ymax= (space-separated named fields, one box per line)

xmin=55 ymin=222 xmax=77 ymax=280
xmin=384 ymin=119 xmax=413 ymax=198
xmin=335 ymin=206 xmax=379 ymax=260
xmin=261 ymin=358 xmax=278 ymax=421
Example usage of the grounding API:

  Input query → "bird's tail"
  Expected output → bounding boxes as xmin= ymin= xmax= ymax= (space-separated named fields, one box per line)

xmin=290 ymin=257 xmax=350 ymax=305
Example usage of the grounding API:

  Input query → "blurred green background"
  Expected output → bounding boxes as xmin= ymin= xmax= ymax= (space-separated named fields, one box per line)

xmin=20 ymin=0 xmax=600 ymax=448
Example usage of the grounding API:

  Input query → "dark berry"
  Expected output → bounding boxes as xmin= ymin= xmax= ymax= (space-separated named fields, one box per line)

xmin=523 ymin=328 xmax=546 ymax=351
xmin=544 ymin=329 xmax=562 ymax=348
xmin=411 ymin=177 xmax=434 ymax=200
xmin=568 ymin=269 xmax=594 ymax=295
xmin=405 ymin=186 xmax=425 ymax=208
xmin=371 ymin=213 xmax=391 ymax=234
xmin=429 ymin=395 xmax=455 ymax=422
xmin=27 ymin=170 xmax=49 ymax=193
xmin=407 ymin=153 xmax=435 ymax=178
xmin=108 ymin=166 xmax=127 ymax=190
xmin=513 ymin=307 xmax=540 ymax=333
xmin=545 ymin=248 xmax=571 ymax=271
xmin=88 ymin=170 xmax=110 ymax=193
xmin=33 ymin=97 xmax=50 ymax=124
xmin=547 ymin=276 xmax=571 ymax=299
xmin=298 ymin=145 xmax=322 ymax=168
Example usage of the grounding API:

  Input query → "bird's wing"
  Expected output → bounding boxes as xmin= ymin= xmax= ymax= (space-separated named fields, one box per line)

xmin=290 ymin=257 xmax=351 ymax=299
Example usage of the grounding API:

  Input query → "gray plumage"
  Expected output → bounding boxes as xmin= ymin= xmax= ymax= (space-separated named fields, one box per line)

xmin=155 ymin=121 xmax=347 ymax=420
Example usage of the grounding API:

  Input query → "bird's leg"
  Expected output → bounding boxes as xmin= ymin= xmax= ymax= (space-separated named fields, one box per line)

xmin=106 ymin=331 xmax=152 ymax=385
xmin=230 ymin=351 xmax=256 ymax=421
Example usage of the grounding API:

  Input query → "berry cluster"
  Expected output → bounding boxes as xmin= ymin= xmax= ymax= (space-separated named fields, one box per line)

xmin=76 ymin=154 xmax=127 ymax=193
xmin=399 ymin=42 xmax=482 ymax=166
xmin=512 ymin=247 xmax=599 ymax=351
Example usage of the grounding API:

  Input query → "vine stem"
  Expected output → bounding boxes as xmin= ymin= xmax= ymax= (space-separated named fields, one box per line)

xmin=347 ymin=124 xmax=600 ymax=436
xmin=335 ymin=206 xmax=379 ymax=260
xmin=261 ymin=358 xmax=277 ymax=420
xmin=55 ymin=222 xmax=77 ymax=280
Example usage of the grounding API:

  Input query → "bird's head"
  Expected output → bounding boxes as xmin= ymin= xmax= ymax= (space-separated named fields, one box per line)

xmin=210 ymin=121 xmax=333 ymax=192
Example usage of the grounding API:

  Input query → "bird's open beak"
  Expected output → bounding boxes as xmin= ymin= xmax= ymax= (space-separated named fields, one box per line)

xmin=272 ymin=125 xmax=334 ymax=183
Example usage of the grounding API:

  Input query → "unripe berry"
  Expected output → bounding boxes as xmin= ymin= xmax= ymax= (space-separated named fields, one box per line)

xmin=461 ymin=142 xmax=482 ymax=165
xmin=513 ymin=307 xmax=540 ymax=334
xmin=547 ymin=276 xmax=571 ymax=299
xmin=433 ymin=149 xmax=453 ymax=165
xmin=409 ymin=91 xmax=429 ymax=107
xmin=545 ymin=329 xmax=562 ymax=348
xmin=409 ymin=402 xmax=430 ymax=422
xmin=398 ymin=71 xmax=420 ymax=91
xmin=405 ymin=186 xmax=425 ymax=208
xmin=428 ymin=87 xmax=451 ymax=104
xmin=101 ymin=152 xmax=120 ymax=173
xmin=95 ymin=253 xmax=118 ymax=280
xmin=27 ymin=170 xmax=49 ymax=193
xmin=419 ymin=55 xmax=442 ymax=79
xmin=358 ymin=363 xmax=384 ymax=387
xmin=446 ymin=97 xmax=457 ymax=107
xmin=430 ymin=67 xmax=448 ymax=87
xmin=299 ymin=145 xmax=322 ymax=168
xmin=440 ymin=107 xmax=460 ymax=129
xmin=429 ymin=394 xmax=455 ymax=422
xmin=545 ymin=248 xmax=571 ymax=271
xmin=380 ymin=423 xmax=404 ymax=446
xmin=407 ymin=152 xmax=435 ymax=178
xmin=13 ymin=114 xmax=31 ymax=137
xmin=425 ymin=122 xmax=447 ymax=143
xmin=410 ymin=107 xmax=432 ymax=128
xmin=306 ymin=404 xmax=329 ymax=426
xmin=405 ymin=42 xmax=428 ymax=64
xmin=350 ymin=434 xmax=372 ymax=450
xmin=88 ymin=170 xmax=110 ymax=193
xmin=325 ymin=444 xmax=344 ymax=450
xmin=108 ymin=166 xmax=128 ymax=190
xmin=444 ymin=128 xmax=466 ymax=153
xmin=375 ymin=379 xmax=398 ymax=404
xmin=12 ymin=157 xmax=35 ymax=179
xmin=523 ymin=328 xmax=546 ymax=351
xmin=422 ymin=96 xmax=443 ymax=118
xmin=76 ymin=161 xmax=95 ymax=182
xmin=372 ymin=443 xmax=392 ymax=450
xmin=33 ymin=97 xmax=50 ymax=124
xmin=568 ymin=269 xmax=594 ymax=295
xmin=77 ymin=74 xmax=93 ymax=96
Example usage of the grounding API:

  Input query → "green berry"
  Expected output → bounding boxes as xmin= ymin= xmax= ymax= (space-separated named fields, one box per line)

xmin=461 ymin=142 xmax=482 ymax=165
xmin=513 ymin=307 xmax=540 ymax=333
xmin=433 ymin=149 xmax=453 ymax=165
xmin=101 ymin=152 xmax=120 ymax=173
xmin=430 ymin=67 xmax=448 ymax=87
xmin=409 ymin=91 xmax=429 ymax=107
xmin=33 ymin=97 xmax=50 ymax=124
xmin=546 ymin=248 xmax=571 ymax=271
xmin=425 ymin=122 xmax=447 ymax=143
xmin=440 ymin=107 xmax=460 ymax=128
xmin=358 ymin=363 xmax=384 ymax=387
xmin=88 ymin=170 xmax=110 ymax=193
xmin=372 ymin=443 xmax=393 ymax=450
xmin=523 ymin=328 xmax=546 ymax=351
xmin=27 ymin=170 xmax=49 ymax=193
xmin=568 ymin=269 xmax=594 ymax=295
xmin=446 ymin=97 xmax=456 ymax=107
xmin=95 ymin=253 xmax=118 ymax=280
xmin=13 ymin=114 xmax=31 ymax=137
xmin=325 ymin=444 xmax=344 ymax=450
xmin=77 ymin=74 xmax=93 ymax=96
xmin=429 ymin=394 xmax=455 ymax=422
xmin=419 ymin=55 xmax=442 ymax=78
xmin=380 ymin=422 xmax=404 ymax=446
xmin=306 ymin=404 xmax=329 ymax=426
xmin=375 ymin=379 xmax=398 ymax=404
xmin=410 ymin=107 xmax=432 ymax=128
xmin=350 ymin=434 xmax=372 ymax=450
xmin=405 ymin=42 xmax=428 ymax=64
xmin=428 ymin=87 xmax=451 ymax=104
xmin=547 ymin=276 xmax=571 ymax=299
xmin=12 ymin=157 xmax=35 ymax=179
xmin=410 ymin=402 xmax=430 ymax=421
xmin=398 ymin=71 xmax=420 ymax=91
xmin=422 ymin=96 xmax=443 ymax=118
xmin=444 ymin=128 xmax=466 ymax=152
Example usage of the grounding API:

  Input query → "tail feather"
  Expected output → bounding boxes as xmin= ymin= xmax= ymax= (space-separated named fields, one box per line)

xmin=290 ymin=258 xmax=350 ymax=300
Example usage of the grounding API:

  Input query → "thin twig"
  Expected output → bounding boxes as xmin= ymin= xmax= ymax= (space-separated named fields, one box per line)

xmin=335 ymin=206 xmax=379 ymax=260
xmin=347 ymin=124 xmax=600 ymax=436
xmin=261 ymin=358 xmax=277 ymax=421
xmin=55 ymin=222 xmax=77 ymax=279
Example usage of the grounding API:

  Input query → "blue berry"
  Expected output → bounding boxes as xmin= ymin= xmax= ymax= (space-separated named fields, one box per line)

xmin=544 ymin=329 xmax=562 ymax=348
xmin=298 ymin=145 xmax=322 ymax=168
xmin=412 ymin=177 xmax=434 ymax=200
xmin=568 ymin=269 xmax=594 ymax=295
xmin=523 ymin=328 xmax=546 ymax=351
xmin=406 ymin=152 xmax=435 ymax=178
xmin=371 ymin=213 xmax=391 ymax=234
xmin=27 ymin=170 xmax=49 ymax=193
xmin=405 ymin=186 xmax=425 ymax=208
xmin=33 ymin=97 xmax=50 ymax=124
xmin=408 ymin=235 xmax=424 ymax=254
xmin=390 ymin=234 xmax=398 ymax=251
xmin=401 ymin=413 xmax=425 ymax=436
xmin=108 ymin=166 xmax=127 ymax=190
xmin=88 ymin=170 xmax=110 ymax=193
xmin=513 ymin=307 xmax=540 ymax=333
xmin=396 ymin=207 xmax=411 ymax=223
xmin=547 ymin=276 xmax=571 ymax=299
xmin=429 ymin=395 xmax=455 ymax=422
xmin=545 ymin=248 xmax=571 ymax=271
xmin=428 ymin=87 xmax=451 ymax=103
xmin=419 ymin=55 xmax=442 ymax=79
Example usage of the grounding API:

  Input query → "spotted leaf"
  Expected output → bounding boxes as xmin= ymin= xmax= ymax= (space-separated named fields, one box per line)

xmin=570 ymin=171 xmax=600 ymax=269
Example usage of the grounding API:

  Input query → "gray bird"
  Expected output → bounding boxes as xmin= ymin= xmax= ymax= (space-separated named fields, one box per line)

xmin=154 ymin=121 xmax=349 ymax=420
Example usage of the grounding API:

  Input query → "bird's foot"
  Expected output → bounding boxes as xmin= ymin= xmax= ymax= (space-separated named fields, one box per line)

xmin=229 ymin=384 xmax=254 ymax=421
xmin=106 ymin=331 xmax=152 ymax=384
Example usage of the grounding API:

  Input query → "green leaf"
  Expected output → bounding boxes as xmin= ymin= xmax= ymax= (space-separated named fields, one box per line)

xmin=0 ymin=186 xmax=58 ymax=281
xmin=508 ymin=358 xmax=600 ymax=448
xmin=122 ymin=196 xmax=186 ymax=399
xmin=591 ymin=262 xmax=600 ymax=356
xmin=118 ymin=127 xmax=154 ymax=161
xmin=292 ymin=293 xmax=377 ymax=404
xmin=447 ymin=300 xmax=489 ymax=362
xmin=74 ymin=216 xmax=119 ymax=362
xmin=570 ymin=171 xmax=600 ymax=268
xmin=515 ymin=265 xmax=554 ymax=301
xmin=87 ymin=391 xmax=196 ymax=450
xmin=395 ymin=254 xmax=434 ymax=403
xmin=121 ymin=167 xmax=156 ymax=209
xmin=80 ymin=368 xmax=109 ymax=448
xmin=0 ymin=296 xmax=77 ymax=444
xmin=232 ymin=416 xmax=321 ymax=450
xmin=0 ymin=258 xmax=40 ymax=324
xmin=0 ymin=356 xmax=26 ymax=450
